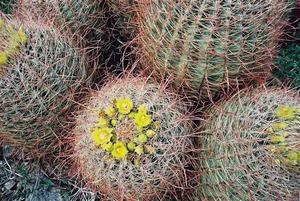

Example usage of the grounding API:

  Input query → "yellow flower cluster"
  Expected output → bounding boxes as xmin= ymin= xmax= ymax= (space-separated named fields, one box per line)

xmin=266 ymin=105 xmax=300 ymax=167
xmin=91 ymin=97 xmax=159 ymax=160
xmin=0 ymin=19 xmax=28 ymax=67
xmin=275 ymin=106 xmax=296 ymax=120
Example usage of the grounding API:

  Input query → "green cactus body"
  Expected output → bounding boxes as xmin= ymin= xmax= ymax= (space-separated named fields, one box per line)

xmin=198 ymin=88 xmax=300 ymax=200
xmin=0 ymin=19 xmax=88 ymax=155
xmin=17 ymin=0 xmax=107 ymax=52
xmin=72 ymin=78 xmax=195 ymax=200
xmin=137 ymin=0 xmax=288 ymax=98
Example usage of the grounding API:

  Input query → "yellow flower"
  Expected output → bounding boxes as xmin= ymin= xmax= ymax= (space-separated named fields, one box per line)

xmin=128 ymin=112 xmax=136 ymax=119
xmin=145 ymin=145 xmax=156 ymax=154
xmin=134 ymin=112 xmax=151 ymax=128
xmin=138 ymin=103 xmax=148 ymax=114
xmin=17 ymin=27 xmax=28 ymax=44
xmin=97 ymin=117 xmax=108 ymax=127
xmin=286 ymin=151 xmax=300 ymax=165
xmin=127 ymin=141 xmax=136 ymax=151
xmin=101 ymin=142 xmax=113 ymax=152
xmin=111 ymin=141 xmax=128 ymax=159
xmin=135 ymin=145 xmax=144 ymax=155
xmin=118 ymin=114 xmax=125 ymax=120
xmin=91 ymin=127 xmax=113 ymax=145
xmin=104 ymin=106 xmax=116 ymax=117
xmin=0 ymin=51 xmax=8 ymax=65
xmin=138 ymin=134 xmax=148 ymax=143
xmin=146 ymin=129 xmax=156 ymax=138
xmin=111 ymin=119 xmax=117 ymax=126
xmin=271 ymin=135 xmax=285 ymax=144
xmin=276 ymin=106 xmax=295 ymax=120
xmin=115 ymin=97 xmax=133 ymax=114
xmin=7 ymin=40 xmax=20 ymax=55
xmin=0 ymin=19 xmax=4 ymax=29
xmin=271 ymin=122 xmax=288 ymax=131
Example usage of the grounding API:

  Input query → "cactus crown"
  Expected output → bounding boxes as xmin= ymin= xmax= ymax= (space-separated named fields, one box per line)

xmin=91 ymin=97 xmax=160 ymax=160
xmin=0 ymin=18 xmax=28 ymax=70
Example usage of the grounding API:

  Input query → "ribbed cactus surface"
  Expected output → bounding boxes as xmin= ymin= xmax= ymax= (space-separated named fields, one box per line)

xmin=71 ymin=77 xmax=195 ymax=200
xmin=137 ymin=0 xmax=288 ymax=98
xmin=17 ymin=0 xmax=107 ymax=53
xmin=0 ymin=18 xmax=88 ymax=155
xmin=198 ymin=88 xmax=300 ymax=200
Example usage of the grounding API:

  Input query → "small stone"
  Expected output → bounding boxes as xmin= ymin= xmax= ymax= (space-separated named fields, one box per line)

xmin=26 ymin=187 xmax=63 ymax=201
xmin=3 ymin=145 xmax=14 ymax=158
xmin=4 ymin=180 xmax=15 ymax=190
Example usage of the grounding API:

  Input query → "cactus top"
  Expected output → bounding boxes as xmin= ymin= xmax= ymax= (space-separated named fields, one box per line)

xmin=91 ymin=97 xmax=160 ymax=161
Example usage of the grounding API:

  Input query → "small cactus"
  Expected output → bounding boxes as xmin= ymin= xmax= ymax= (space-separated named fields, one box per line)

xmin=71 ymin=77 xmax=195 ymax=200
xmin=136 ymin=0 xmax=289 ymax=98
xmin=0 ymin=18 xmax=89 ymax=155
xmin=197 ymin=88 xmax=300 ymax=200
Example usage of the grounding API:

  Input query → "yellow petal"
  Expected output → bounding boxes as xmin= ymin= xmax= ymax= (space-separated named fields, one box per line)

xmin=111 ymin=141 xmax=128 ymax=159
xmin=271 ymin=122 xmax=288 ymax=131
xmin=276 ymin=106 xmax=295 ymax=120
xmin=104 ymin=106 xmax=116 ymax=117
xmin=271 ymin=135 xmax=285 ymax=144
xmin=0 ymin=52 xmax=8 ymax=65
xmin=0 ymin=19 xmax=4 ymax=29
xmin=18 ymin=27 xmax=28 ymax=44
xmin=135 ymin=145 xmax=144 ymax=155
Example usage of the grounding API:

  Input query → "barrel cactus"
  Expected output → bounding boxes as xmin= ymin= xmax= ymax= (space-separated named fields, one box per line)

xmin=16 ymin=0 xmax=107 ymax=53
xmin=197 ymin=88 xmax=300 ymax=200
xmin=137 ymin=0 xmax=288 ymax=98
xmin=0 ymin=18 xmax=88 ymax=155
xmin=71 ymin=77 xmax=195 ymax=200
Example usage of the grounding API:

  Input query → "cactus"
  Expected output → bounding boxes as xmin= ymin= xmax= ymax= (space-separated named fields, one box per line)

xmin=0 ymin=18 xmax=89 ymax=155
xmin=71 ymin=77 xmax=195 ymax=200
xmin=137 ymin=0 xmax=289 ymax=98
xmin=16 ymin=0 xmax=107 ymax=55
xmin=0 ymin=0 xmax=16 ymax=14
xmin=197 ymin=88 xmax=300 ymax=200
